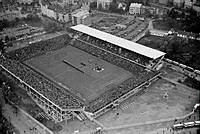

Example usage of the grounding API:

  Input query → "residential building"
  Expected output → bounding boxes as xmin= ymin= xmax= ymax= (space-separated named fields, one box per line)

xmin=41 ymin=0 xmax=81 ymax=23
xmin=129 ymin=3 xmax=142 ymax=15
xmin=185 ymin=0 xmax=197 ymax=8
xmin=41 ymin=5 xmax=57 ymax=20
xmin=173 ymin=0 xmax=185 ymax=8
xmin=71 ymin=9 xmax=89 ymax=25
xmin=63 ymin=0 xmax=75 ymax=5
xmin=159 ymin=0 xmax=168 ymax=5
xmin=193 ymin=1 xmax=200 ymax=15
xmin=97 ymin=0 xmax=113 ymax=10
xmin=0 ymin=7 xmax=22 ymax=21
xmin=17 ymin=0 xmax=33 ymax=4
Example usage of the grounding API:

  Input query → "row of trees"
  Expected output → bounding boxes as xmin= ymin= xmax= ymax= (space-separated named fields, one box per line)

xmin=0 ymin=18 xmax=23 ymax=31
xmin=0 ymin=78 xmax=15 ymax=134
xmin=0 ymin=39 xmax=6 ymax=54
xmin=169 ymin=8 xmax=200 ymax=34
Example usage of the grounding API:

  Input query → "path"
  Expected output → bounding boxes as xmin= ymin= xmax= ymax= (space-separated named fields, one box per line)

xmin=3 ymin=104 xmax=52 ymax=134
xmin=6 ymin=30 xmax=68 ymax=52
xmin=3 ymin=104 xmax=42 ymax=134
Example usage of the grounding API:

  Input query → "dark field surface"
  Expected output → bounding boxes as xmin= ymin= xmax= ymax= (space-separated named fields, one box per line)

xmin=25 ymin=45 xmax=132 ymax=102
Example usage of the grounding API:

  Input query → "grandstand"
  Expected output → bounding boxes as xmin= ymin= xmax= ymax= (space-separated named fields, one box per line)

xmin=0 ymin=25 xmax=166 ymax=123
xmin=71 ymin=24 xmax=166 ymax=70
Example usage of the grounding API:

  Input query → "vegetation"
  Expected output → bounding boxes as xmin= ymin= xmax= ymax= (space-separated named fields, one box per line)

xmin=0 ymin=81 xmax=15 ymax=134
xmin=154 ymin=8 xmax=200 ymax=33
xmin=43 ymin=21 xmax=63 ymax=32
xmin=0 ymin=39 xmax=6 ymax=54
xmin=182 ymin=77 xmax=200 ymax=90
xmin=138 ymin=35 xmax=200 ymax=69
xmin=0 ymin=18 xmax=23 ymax=31
xmin=89 ymin=1 xmax=97 ymax=10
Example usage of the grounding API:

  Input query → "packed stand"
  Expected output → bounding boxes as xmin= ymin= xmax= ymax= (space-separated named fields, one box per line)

xmin=77 ymin=34 xmax=151 ymax=66
xmin=71 ymin=39 xmax=159 ymax=113
xmin=1 ymin=33 xmax=84 ymax=110
xmin=6 ymin=34 xmax=71 ymax=62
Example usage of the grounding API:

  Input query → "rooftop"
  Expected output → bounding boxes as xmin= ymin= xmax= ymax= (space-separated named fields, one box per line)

xmin=71 ymin=24 xmax=166 ymax=59
xmin=72 ymin=9 xmax=89 ymax=17
xmin=48 ymin=3 xmax=71 ymax=14
xmin=130 ymin=3 xmax=142 ymax=8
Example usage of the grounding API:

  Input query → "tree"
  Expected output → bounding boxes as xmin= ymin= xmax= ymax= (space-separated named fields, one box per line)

xmin=98 ymin=3 xmax=103 ymax=11
xmin=0 ymin=39 xmax=6 ymax=54
xmin=109 ymin=1 xmax=118 ymax=12
xmin=89 ymin=1 xmax=97 ymax=10
xmin=4 ymin=36 xmax=10 ymax=43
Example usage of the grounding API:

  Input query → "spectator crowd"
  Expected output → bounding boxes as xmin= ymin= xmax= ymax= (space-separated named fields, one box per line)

xmin=77 ymin=33 xmax=151 ymax=66
xmin=0 ymin=34 xmax=84 ymax=111
xmin=6 ymin=34 xmax=71 ymax=61
xmin=0 ymin=31 xmax=160 ymax=119
xmin=71 ymin=38 xmax=159 ymax=113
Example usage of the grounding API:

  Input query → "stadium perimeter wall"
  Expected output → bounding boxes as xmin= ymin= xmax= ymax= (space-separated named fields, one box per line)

xmin=164 ymin=58 xmax=200 ymax=81
xmin=91 ymin=73 xmax=161 ymax=119
xmin=0 ymin=65 xmax=54 ymax=134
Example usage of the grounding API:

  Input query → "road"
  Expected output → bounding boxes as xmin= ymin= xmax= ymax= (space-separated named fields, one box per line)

xmin=6 ymin=31 xmax=68 ymax=52
xmin=3 ymin=104 xmax=49 ymax=134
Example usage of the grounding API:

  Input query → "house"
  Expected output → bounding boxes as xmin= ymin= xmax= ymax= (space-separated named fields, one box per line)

xmin=173 ymin=0 xmax=185 ymax=8
xmin=71 ymin=9 xmax=89 ymax=25
xmin=0 ymin=7 xmax=22 ymax=21
xmin=97 ymin=0 xmax=113 ymax=10
xmin=129 ymin=3 xmax=142 ymax=15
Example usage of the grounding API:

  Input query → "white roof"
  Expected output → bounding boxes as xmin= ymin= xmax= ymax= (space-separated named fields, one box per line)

xmin=71 ymin=24 xmax=166 ymax=59
xmin=130 ymin=3 xmax=142 ymax=8
xmin=72 ymin=9 xmax=89 ymax=17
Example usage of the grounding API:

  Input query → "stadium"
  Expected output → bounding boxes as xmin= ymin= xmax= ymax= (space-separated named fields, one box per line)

xmin=0 ymin=24 xmax=166 ymax=123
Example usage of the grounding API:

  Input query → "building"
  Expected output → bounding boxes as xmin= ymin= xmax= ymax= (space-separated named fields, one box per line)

xmin=97 ymin=0 xmax=113 ymax=10
xmin=129 ymin=3 xmax=142 ymax=15
xmin=193 ymin=1 xmax=200 ymax=15
xmin=173 ymin=0 xmax=185 ymax=8
xmin=158 ymin=0 xmax=168 ymax=5
xmin=63 ymin=0 xmax=76 ymax=5
xmin=71 ymin=9 xmax=89 ymax=25
xmin=0 ymin=8 xmax=22 ymax=21
xmin=184 ymin=0 xmax=197 ymax=8
xmin=41 ymin=3 xmax=72 ymax=23
xmin=0 ymin=0 xmax=22 ymax=21
xmin=41 ymin=5 xmax=57 ymax=20
xmin=17 ymin=0 xmax=33 ymax=4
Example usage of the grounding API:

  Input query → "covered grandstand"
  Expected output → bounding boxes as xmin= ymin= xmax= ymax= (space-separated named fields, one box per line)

xmin=71 ymin=24 xmax=165 ymax=60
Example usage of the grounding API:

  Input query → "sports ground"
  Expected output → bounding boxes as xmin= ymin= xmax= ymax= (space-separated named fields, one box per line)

xmin=25 ymin=45 xmax=132 ymax=102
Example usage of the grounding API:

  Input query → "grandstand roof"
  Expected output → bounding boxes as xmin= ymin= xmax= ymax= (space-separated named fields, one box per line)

xmin=71 ymin=24 xmax=166 ymax=59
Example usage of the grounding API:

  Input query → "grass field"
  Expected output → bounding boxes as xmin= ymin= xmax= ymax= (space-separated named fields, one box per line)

xmin=25 ymin=45 xmax=132 ymax=102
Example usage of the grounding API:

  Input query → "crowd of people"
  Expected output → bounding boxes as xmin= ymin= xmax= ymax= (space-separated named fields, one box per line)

xmin=6 ymin=34 xmax=71 ymax=61
xmin=0 ymin=33 xmax=86 ymax=111
xmin=0 ymin=30 xmax=160 ymax=118
xmin=71 ymin=39 xmax=159 ymax=113
xmin=0 ymin=57 xmax=83 ymax=109
xmin=7 ymin=58 xmax=83 ymax=109
xmin=78 ymin=34 xmax=151 ymax=66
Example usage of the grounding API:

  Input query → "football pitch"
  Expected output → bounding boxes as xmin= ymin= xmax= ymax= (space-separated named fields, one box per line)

xmin=25 ymin=45 xmax=132 ymax=102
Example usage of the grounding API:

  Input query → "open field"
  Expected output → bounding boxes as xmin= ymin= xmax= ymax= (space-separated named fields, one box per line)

xmin=96 ymin=72 xmax=199 ymax=134
xmin=85 ymin=12 xmax=149 ymax=41
xmin=137 ymin=35 xmax=165 ymax=51
xmin=25 ymin=45 xmax=132 ymax=102
xmin=85 ymin=13 xmax=128 ymax=28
